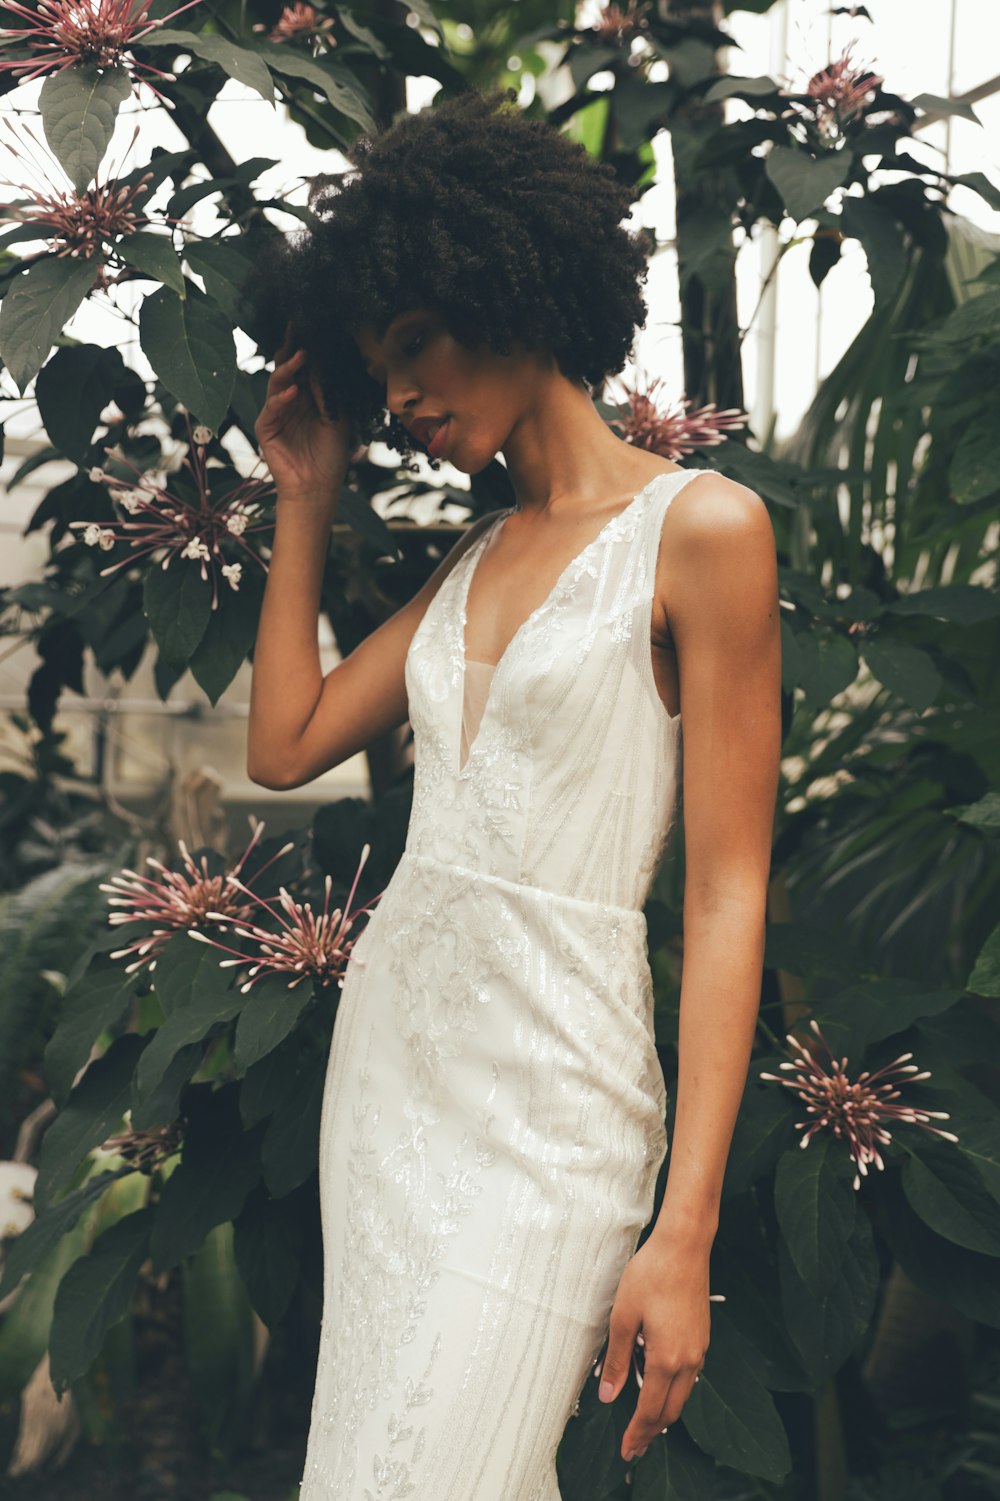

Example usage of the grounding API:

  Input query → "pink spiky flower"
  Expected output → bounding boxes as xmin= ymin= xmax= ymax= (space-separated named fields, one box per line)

xmin=0 ymin=117 xmax=154 ymax=259
xmin=783 ymin=43 xmax=889 ymax=144
xmin=252 ymin=2 xmax=336 ymax=45
xmin=759 ymin=1017 xmax=959 ymax=1190
xmin=606 ymin=373 xmax=748 ymax=460
xmin=590 ymin=0 xmax=651 ymax=46
xmin=101 ymin=817 xmax=294 ymax=974
xmin=0 ymin=0 xmax=206 ymax=105
xmin=70 ymin=411 xmax=276 ymax=611
xmin=188 ymin=843 xmax=382 ymax=994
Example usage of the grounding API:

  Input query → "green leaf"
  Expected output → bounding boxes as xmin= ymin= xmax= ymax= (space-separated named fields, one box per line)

xmin=795 ymin=630 xmax=858 ymax=705
xmin=778 ymin=1213 xmax=878 ymax=1385
xmin=35 ymin=1033 xmax=146 ymax=1211
xmin=880 ymin=1169 xmax=1000 ymax=1329
xmin=254 ymin=41 xmax=376 ymax=131
xmin=150 ymin=931 xmax=223 ymax=1016
xmin=233 ymin=1191 xmax=304 ymax=1329
xmin=143 ymin=552 xmax=213 ymax=668
xmin=138 ymin=282 xmax=236 ymax=433
xmin=632 ymin=1422 xmax=719 ymax=1498
xmin=969 ymin=919 xmax=1000 ymax=997
xmin=188 ymin=574 xmax=262 ymax=706
xmin=704 ymin=73 xmax=779 ymax=102
xmin=887 ymin=584 xmax=1000 ymax=625
xmin=0 ymin=1220 xmax=94 ymax=1399
xmin=49 ymin=1207 xmax=153 ymax=1394
xmin=0 ymin=257 xmax=100 ymax=392
xmin=765 ymin=146 xmax=851 ymax=222
xmin=860 ymin=636 xmax=941 ymax=712
xmin=39 ymin=65 xmax=132 ymax=193
xmin=239 ymin=1034 xmax=301 ymax=1129
xmin=150 ymin=1089 xmax=261 ymax=1271
xmin=233 ymin=976 xmax=313 ymax=1077
xmin=130 ymin=1040 xmax=201 ymax=1132
xmin=181 ymin=1223 xmax=257 ymax=1453
xmin=34 ymin=343 xmax=123 ymax=463
xmin=134 ymin=984 xmax=245 ymax=1109
xmin=948 ymin=171 xmax=1000 ymax=211
xmin=774 ymin=1135 xmax=857 ymax=1295
xmin=261 ymin=1048 xmax=325 ymax=1197
xmin=950 ymin=407 xmax=1000 ymax=503
xmin=0 ymin=1168 xmax=130 ymax=1301
xmin=117 ymin=231 xmax=186 ymax=294
xmin=679 ymin=1316 xmax=791 ymax=1480
xmin=44 ymin=964 xmax=138 ymax=1106
xmin=183 ymin=240 xmax=256 ymax=323
xmin=141 ymin=30 xmax=275 ymax=104
xmin=337 ymin=487 xmax=403 ymax=560
xmin=722 ymin=1077 xmax=796 ymax=1197
xmin=902 ymin=1139 xmax=1000 ymax=1256
xmin=912 ymin=91 xmax=980 ymax=124
xmin=841 ymin=197 xmax=907 ymax=305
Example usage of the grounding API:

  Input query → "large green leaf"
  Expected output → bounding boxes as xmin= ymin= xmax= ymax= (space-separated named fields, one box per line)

xmin=35 ymin=1033 xmax=146 ymax=1211
xmin=950 ymin=407 xmax=1000 ymax=503
xmin=35 ymin=343 xmax=124 ymax=462
xmin=181 ymin=1222 xmax=257 ymax=1454
xmin=150 ymin=1089 xmax=262 ymax=1271
xmin=141 ymin=30 xmax=274 ymax=103
xmin=138 ymin=282 xmax=236 ymax=433
xmin=969 ymin=919 xmax=1000 ymax=996
xmin=143 ymin=551 xmax=213 ymax=667
xmin=133 ymin=983 xmax=245 ymax=1109
xmin=261 ymin=1047 xmax=325 ymax=1197
xmin=0 ymin=1219 xmax=94 ymax=1399
xmin=0 ymin=1168 xmax=130 ymax=1301
xmin=0 ymin=257 xmax=100 ymax=391
xmin=860 ymin=636 xmax=941 ymax=713
xmin=183 ymin=240 xmax=256 ymax=323
xmin=721 ymin=1075 xmax=796 ymax=1197
xmin=44 ymin=963 xmax=138 ymax=1106
xmin=842 ymin=196 xmax=907 ymax=305
xmin=774 ymin=1135 xmax=857 ymax=1295
xmin=233 ymin=976 xmax=313 ymax=1077
xmin=49 ymin=1206 xmax=153 ymax=1393
xmin=902 ymin=1138 xmax=1000 ymax=1256
xmin=765 ymin=146 xmax=851 ymax=222
xmin=117 ymin=231 xmax=186 ymax=294
xmin=632 ymin=1422 xmax=720 ymax=1498
xmin=886 ymin=584 xmax=1000 ymax=624
xmin=254 ymin=40 xmax=376 ymax=130
xmin=679 ymin=1316 xmax=791 ymax=1480
xmin=778 ymin=1213 xmax=879 ymax=1385
xmin=39 ymin=65 xmax=132 ymax=193
xmin=879 ymin=1169 xmax=1000 ymax=1329
xmin=233 ymin=1190 xmax=304 ymax=1329
xmin=188 ymin=574 xmax=263 ymax=706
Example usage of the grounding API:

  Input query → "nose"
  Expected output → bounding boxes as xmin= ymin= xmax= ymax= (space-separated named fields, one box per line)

xmin=386 ymin=372 xmax=418 ymax=421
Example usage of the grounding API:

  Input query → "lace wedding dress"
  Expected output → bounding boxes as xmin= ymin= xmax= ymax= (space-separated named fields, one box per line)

xmin=300 ymin=467 xmax=703 ymax=1500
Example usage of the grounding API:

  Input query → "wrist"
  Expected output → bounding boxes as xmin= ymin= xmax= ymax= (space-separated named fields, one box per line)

xmin=650 ymin=1202 xmax=718 ymax=1253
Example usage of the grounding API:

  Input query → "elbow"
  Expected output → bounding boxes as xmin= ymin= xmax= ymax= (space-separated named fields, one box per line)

xmin=246 ymin=759 xmax=294 ymax=791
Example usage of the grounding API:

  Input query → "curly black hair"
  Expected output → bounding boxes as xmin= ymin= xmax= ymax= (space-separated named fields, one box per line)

xmin=240 ymin=86 xmax=652 ymax=470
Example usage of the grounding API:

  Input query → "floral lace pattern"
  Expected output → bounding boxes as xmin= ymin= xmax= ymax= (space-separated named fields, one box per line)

xmin=300 ymin=469 xmax=702 ymax=1499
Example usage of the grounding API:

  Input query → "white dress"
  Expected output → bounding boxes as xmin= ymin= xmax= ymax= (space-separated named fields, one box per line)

xmin=300 ymin=467 xmax=702 ymax=1500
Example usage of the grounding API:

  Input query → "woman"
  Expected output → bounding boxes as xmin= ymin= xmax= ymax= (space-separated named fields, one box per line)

xmin=246 ymin=88 xmax=780 ymax=1499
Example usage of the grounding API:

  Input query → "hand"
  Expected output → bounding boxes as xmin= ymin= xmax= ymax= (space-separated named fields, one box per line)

xmin=255 ymin=321 xmax=357 ymax=500
xmin=596 ymin=1232 xmax=711 ymax=1463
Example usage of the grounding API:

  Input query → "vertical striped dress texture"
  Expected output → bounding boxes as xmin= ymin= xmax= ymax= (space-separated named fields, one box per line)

xmin=300 ymin=467 xmax=700 ymax=1499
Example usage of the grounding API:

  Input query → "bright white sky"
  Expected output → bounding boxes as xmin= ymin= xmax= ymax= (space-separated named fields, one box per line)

xmin=3 ymin=0 xmax=999 ymax=467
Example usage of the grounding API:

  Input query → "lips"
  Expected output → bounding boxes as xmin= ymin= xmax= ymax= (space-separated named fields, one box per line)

xmin=410 ymin=415 xmax=450 ymax=448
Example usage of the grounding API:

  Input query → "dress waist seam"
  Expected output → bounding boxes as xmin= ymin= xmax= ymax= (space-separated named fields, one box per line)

xmin=400 ymin=847 xmax=646 ymax=924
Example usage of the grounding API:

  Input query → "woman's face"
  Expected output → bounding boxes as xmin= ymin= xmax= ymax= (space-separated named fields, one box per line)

xmin=353 ymin=305 xmax=547 ymax=473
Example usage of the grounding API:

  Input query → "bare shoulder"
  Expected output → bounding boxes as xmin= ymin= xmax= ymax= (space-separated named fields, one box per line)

xmin=656 ymin=469 xmax=777 ymax=641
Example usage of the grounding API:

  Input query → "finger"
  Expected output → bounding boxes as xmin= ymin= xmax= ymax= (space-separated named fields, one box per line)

xmin=275 ymin=319 xmax=296 ymax=361
xmin=266 ymin=346 xmax=307 ymax=397
xmin=597 ymin=1312 xmax=640 ymax=1404
xmin=659 ymin=1366 xmax=700 ymax=1429
xmin=621 ymin=1363 xmax=676 ymax=1460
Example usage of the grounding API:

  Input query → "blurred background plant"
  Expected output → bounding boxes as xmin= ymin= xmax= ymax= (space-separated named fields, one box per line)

xmin=0 ymin=0 xmax=999 ymax=1497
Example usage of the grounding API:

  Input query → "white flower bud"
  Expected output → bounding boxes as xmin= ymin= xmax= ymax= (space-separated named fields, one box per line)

xmin=192 ymin=425 xmax=212 ymax=446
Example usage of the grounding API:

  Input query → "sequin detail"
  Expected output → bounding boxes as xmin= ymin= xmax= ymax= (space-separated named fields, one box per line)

xmin=300 ymin=469 xmax=703 ymax=1500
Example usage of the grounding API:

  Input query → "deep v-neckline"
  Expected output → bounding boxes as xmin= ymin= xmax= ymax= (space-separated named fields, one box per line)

xmin=454 ymin=469 xmax=675 ymax=776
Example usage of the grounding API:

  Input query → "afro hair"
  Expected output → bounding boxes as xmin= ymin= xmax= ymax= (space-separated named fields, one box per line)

xmin=240 ymin=86 xmax=652 ymax=469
